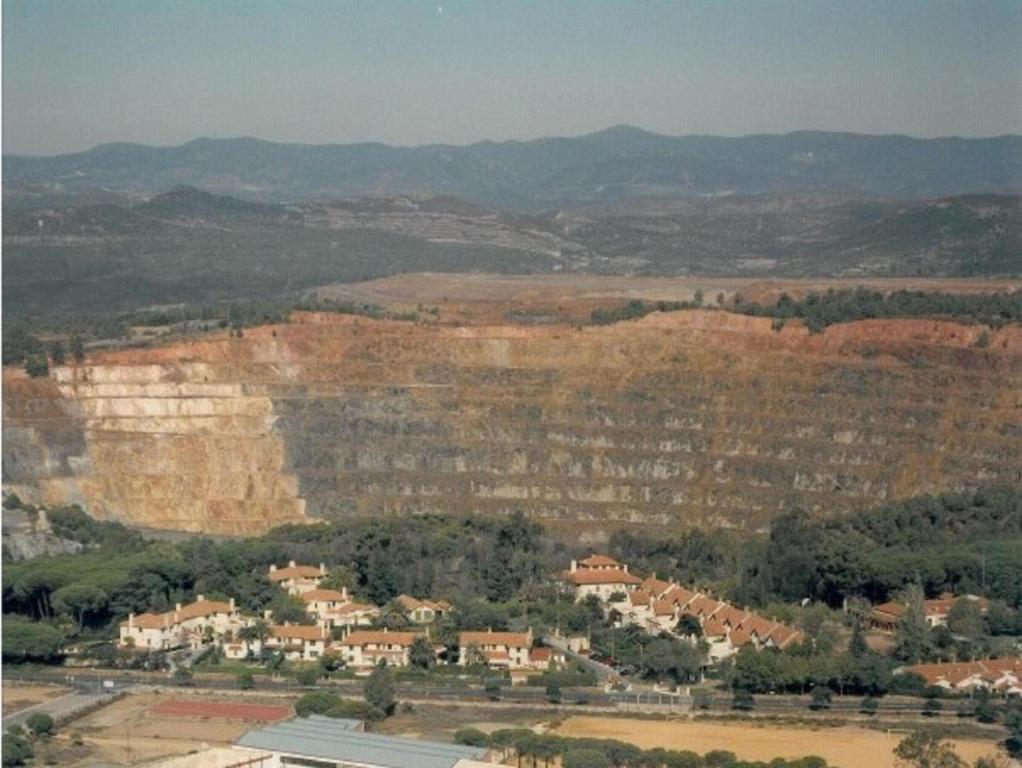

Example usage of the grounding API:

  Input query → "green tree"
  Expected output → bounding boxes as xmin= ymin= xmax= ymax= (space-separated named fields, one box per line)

xmin=945 ymin=599 xmax=984 ymax=642
xmin=894 ymin=585 xmax=932 ymax=664
xmin=545 ymin=680 xmax=562 ymax=704
xmin=2 ymin=730 xmax=33 ymax=767
xmin=173 ymin=667 xmax=194 ymax=686
xmin=48 ymin=340 xmax=66 ymax=366
xmin=732 ymin=690 xmax=755 ymax=711
xmin=849 ymin=618 xmax=869 ymax=657
xmin=2 ymin=618 xmax=64 ymax=662
xmin=893 ymin=731 xmax=967 ymax=768
xmin=676 ymin=614 xmax=703 ymax=638
xmin=860 ymin=696 xmax=879 ymax=715
xmin=24 ymin=355 xmax=48 ymax=378
xmin=408 ymin=635 xmax=436 ymax=670
xmin=238 ymin=619 xmax=271 ymax=643
xmin=268 ymin=594 xmax=311 ymax=625
xmin=484 ymin=677 xmax=502 ymax=701
xmin=70 ymin=332 xmax=85 ymax=363
xmin=922 ymin=696 xmax=942 ymax=718
xmin=296 ymin=667 xmax=319 ymax=686
xmin=365 ymin=662 xmax=396 ymax=716
xmin=463 ymin=642 xmax=487 ymax=667
xmin=564 ymin=752 xmax=609 ymax=768
xmin=238 ymin=672 xmax=255 ymax=690
xmin=52 ymin=584 xmax=107 ymax=631
xmin=809 ymin=685 xmax=832 ymax=710
xmin=25 ymin=713 xmax=54 ymax=737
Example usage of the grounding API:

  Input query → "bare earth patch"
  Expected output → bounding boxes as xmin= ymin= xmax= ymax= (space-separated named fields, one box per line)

xmin=553 ymin=716 xmax=1004 ymax=768
xmin=2 ymin=682 xmax=70 ymax=715
xmin=50 ymin=691 xmax=295 ymax=767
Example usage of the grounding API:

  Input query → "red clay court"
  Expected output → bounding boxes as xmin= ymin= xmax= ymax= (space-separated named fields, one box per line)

xmin=149 ymin=699 xmax=292 ymax=722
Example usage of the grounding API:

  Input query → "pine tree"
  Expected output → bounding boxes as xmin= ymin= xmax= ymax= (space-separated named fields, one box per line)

xmin=364 ymin=662 xmax=396 ymax=716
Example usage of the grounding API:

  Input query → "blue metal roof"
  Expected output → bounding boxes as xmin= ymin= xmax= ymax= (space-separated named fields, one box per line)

xmin=235 ymin=714 xmax=487 ymax=768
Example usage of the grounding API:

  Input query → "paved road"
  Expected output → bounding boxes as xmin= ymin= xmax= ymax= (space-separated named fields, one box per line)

xmin=3 ymin=691 xmax=109 ymax=731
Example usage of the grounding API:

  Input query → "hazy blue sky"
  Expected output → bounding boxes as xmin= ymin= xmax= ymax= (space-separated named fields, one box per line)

xmin=3 ymin=0 xmax=1021 ymax=154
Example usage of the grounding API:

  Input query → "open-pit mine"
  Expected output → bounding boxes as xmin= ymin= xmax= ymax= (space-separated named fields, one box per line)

xmin=3 ymin=286 xmax=1020 ymax=536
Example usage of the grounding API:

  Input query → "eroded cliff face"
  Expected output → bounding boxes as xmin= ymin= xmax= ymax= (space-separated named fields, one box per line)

xmin=4 ymin=311 xmax=1020 ymax=534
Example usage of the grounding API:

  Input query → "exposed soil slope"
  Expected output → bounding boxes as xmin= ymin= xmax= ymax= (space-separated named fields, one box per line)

xmin=4 ymin=310 xmax=1019 ymax=534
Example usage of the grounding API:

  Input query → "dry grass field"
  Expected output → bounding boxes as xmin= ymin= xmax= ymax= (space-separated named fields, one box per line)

xmin=37 ymin=691 xmax=295 ymax=767
xmin=2 ymin=682 xmax=69 ymax=715
xmin=553 ymin=716 xmax=1005 ymax=768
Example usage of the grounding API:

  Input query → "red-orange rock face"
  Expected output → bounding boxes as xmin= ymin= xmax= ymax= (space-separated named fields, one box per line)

xmin=4 ymin=311 xmax=1020 ymax=535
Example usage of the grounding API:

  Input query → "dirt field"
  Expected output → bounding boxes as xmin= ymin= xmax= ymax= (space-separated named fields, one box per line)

xmin=554 ymin=716 xmax=1005 ymax=768
xmin=2 ymin=682 xmax=69 ymax=715
xmin=315 ymin=273 xmax=1022 ymax=324
xmin=41 ymin=691 xmax=296 ymax=767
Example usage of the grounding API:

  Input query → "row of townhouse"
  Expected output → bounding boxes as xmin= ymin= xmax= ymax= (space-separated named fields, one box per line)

xmin=870 ymin=592 xmax=990 ymax=632
xmin=333 ymin=627 xmax=559 ymax=673
xmin=617 ymin=573 xmax=804 ymax=661
xmin=901 ymin=657 xmax=1022 ymax=695
xmin=558 ymin=555 xmax=803 ymax=662
xmin=119 ymin=596 xmax=246 ymax=651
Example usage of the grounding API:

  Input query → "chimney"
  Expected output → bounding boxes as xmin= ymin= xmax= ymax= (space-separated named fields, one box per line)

xmin=487 ymin=627 xmax=493 ymax=633
xmin=175 ymin=602 xmax=182 ymax=612
xmin=341 ymin=587 xmax=349 ymax=600
xmin=570 ymin=559 xmax=577 ymax=573
xmin=289 ymin=560 xmax=296 ymax=568
xmin=197 ymin=594 xmax=204 ymax=603
xmin=128 ymin=613 xmax=135 ymax=628
xmin=263 ymin=609 xmax=273 ymax=620
xmin=319 ymin=563 xmax=326 ymax=575
xmin=269 ymin=564 xmax=277 ymax=573
xmin=624 ymin=564 xmax=629 ymax=573
xmin=229 ymin=598 xmax=236 ymax=612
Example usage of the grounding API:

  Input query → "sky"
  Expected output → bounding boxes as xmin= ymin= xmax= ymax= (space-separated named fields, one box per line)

xmin=3 ymin=0 xmax=1021 ymax=155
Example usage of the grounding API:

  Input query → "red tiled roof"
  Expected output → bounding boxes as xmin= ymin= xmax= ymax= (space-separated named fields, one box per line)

xmin=460 ymin=630 xmax=530 ymax=648
xmin=531 ymin=647 xmax=552 ymax=662
xmin=579 ymin=554 xmax=620 ymax=567
xmin=904 ymin=658 xmax=1022 ymax=687
xmin=339 ymin=630 xmax=419 ymax=647
xmin=268 ymin=564 xmax=323 ymax=582
xmin=652 ymin=599 xmax=675 ymax=617
xmin=630 ymin=589 xmax=651 ymax=607
xmin=270 ymin=624 xmax=325 ymax=642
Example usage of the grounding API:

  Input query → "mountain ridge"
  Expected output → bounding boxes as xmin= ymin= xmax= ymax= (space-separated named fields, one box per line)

xmin=6 ymin=127 xmax=1020 ymax=210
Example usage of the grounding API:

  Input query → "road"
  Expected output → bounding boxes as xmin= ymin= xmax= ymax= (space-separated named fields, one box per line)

xmin=3 ymin=665 xmax=959 ymax=720
xmin=3 ymin=691 xmax=109 ymax=731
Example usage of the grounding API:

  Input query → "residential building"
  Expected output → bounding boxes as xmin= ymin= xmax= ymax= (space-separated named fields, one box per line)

xmin=317 ymin=600 xmax=379 ymax=631
xmin=268 ymin=561 xmax=328 ymax=595
xmin=902 ymin=657 xmax=1022 ymax=695
xmin=234 ymin=714 xmax=492 ymax=768
xmin=559 ymin=555 xmax=642 ymax=602
xmin=870 ymin=593 xmax=990 ymax=631
xmin=458 ymin=629 xmax=533 ymax=669
xmin=334 ymin=628 xmax=426 ymax=670
xmin=119 ymin=596 xmax=241 ymax=651
xmin=265 ymin=624 xmax=329 ymax=662
xmin=300 ymin=588 xmax=351 ymax=619
xmin=396 ymin=594 xmax=451 ymax=623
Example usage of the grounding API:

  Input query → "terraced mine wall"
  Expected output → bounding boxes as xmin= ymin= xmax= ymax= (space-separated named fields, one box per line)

xmin=3 ymin=311 xmax=1020 ymax=535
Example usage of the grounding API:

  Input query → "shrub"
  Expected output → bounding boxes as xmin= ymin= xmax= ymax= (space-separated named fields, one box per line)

xmin=454 ymin=727 xmax=489 ymax=747
xmin=25 ymin=713 xmax=54 ymax=737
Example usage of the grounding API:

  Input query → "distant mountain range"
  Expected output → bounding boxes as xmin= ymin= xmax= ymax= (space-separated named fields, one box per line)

xmin=5 ymin=126 xmax=1021 ymax=209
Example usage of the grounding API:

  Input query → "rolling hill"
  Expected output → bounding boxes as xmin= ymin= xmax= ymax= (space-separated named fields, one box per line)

xmin=5 ymin=127 xmax=1021 ymax=209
